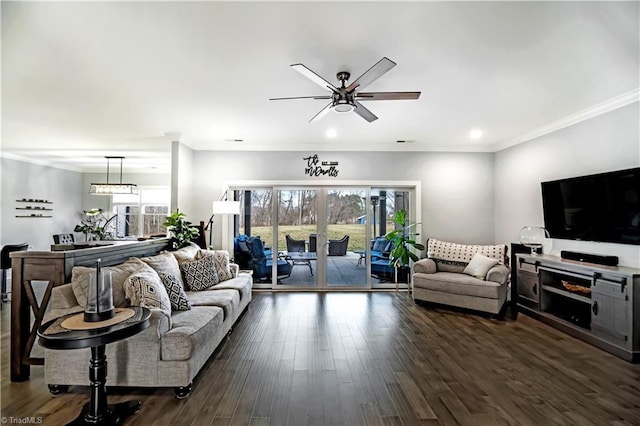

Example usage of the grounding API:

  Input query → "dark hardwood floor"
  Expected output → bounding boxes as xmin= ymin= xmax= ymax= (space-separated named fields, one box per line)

xmin=2 ymin=292 xmax=640 ymax=425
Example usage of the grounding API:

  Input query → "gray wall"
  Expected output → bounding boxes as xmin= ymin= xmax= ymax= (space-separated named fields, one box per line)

xmin=495 ymin=102 xmax=640 ymax=267
xmin=189 ymin=151 xmax=496 ymax=248
xmin=1 ymin=157 xmax=83 ymax=250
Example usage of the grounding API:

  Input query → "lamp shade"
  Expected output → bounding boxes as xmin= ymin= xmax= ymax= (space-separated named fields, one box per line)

xmin=212 ymin=200 xmax=241 ymax=215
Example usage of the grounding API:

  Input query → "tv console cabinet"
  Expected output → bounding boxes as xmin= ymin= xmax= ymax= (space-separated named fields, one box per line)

xmin=516 ymin=253 xmax=640 ymax=362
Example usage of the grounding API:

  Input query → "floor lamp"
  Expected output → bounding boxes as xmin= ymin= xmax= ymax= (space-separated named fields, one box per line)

xmin=205 ymin=195 xmax=240 ymax=248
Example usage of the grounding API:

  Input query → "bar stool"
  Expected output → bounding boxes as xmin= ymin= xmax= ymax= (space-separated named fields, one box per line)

xmin=1 ymin=242 xmax=29 ymax=305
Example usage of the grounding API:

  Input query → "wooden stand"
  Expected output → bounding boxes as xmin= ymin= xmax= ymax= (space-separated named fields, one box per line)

xmin=515 ymin=253 xmax=640 ymax=362
xmin=10 ymin=238 xmax=169 ymax=382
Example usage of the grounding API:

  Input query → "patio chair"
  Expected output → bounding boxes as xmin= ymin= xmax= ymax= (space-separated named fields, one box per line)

xmin=328 ymin=235 xmax=349 ymax=256
xmin=234 ymin=235 xmax=292 ymax=282
xmin=285 ymin=234 xmax=306 ymax=253
xmin=308 ymin=234 xmax=317 ymax=253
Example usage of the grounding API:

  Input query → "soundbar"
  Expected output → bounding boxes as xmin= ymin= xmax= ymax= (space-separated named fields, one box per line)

xmin=560 ymin=250 xmax=619 ymax=266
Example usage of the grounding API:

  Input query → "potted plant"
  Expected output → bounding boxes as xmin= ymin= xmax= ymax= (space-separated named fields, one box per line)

xmin=384 ymin=209 xmax=425 ymax=286
xmin=163 ymin=211 xmax=200 ymax=250
xmin=74 ymin=208 xmax=117 ymax=241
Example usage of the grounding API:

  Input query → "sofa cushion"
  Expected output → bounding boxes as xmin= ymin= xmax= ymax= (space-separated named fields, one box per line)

xmin=463 ymin=253 xmax=499 ymax=279
xmin=180 ymin=255 xmax=219 ymax=291
xmin=197 ymin=249 xmax=233 ymax=281
xmin=186 ymin=288 xmax=239 ymax=320
xmin=171 ymin=242 xmax=201 ymax=265
xmin=413 ymin=272 xmax=502 ymax=299
xmin=158 ymin=272 xmax=191 ymax=311
xmin=210 ymin=276 xmax=252 ymax=301
xmin=124 ymin=265 xmax=172 ymax=319
xmin=161 ymin=306 xmax=224 ymax=361
xmin=427 ymin=238 xmax=506 ymax=264
xmin=71 ymin=257 xmax=144 ymax=308
xmin=140 ymin=252 xmax=185 ymax=288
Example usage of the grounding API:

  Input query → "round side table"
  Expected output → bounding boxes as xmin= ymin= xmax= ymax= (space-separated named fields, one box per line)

xmin=37 ymin=307 xmax=151 ymax=426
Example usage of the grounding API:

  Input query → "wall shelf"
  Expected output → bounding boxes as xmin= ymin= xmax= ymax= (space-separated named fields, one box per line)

xmin=16 ymin=208 xmax=53 ymax=211
xmin=15 ymin=215 xmax=53 ymax=218
xmin=16 ymin=199 xmax=53 ymax=204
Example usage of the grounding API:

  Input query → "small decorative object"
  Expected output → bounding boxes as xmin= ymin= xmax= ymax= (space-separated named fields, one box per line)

xmin=84 ymin=259 xmax=115 ymax=322
xmin=519 ymin=226 xmax=549 ymax=255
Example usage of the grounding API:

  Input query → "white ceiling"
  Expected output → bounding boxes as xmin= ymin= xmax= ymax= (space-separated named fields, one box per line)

xmin=1 ymin=1 xmax=638 ymax=172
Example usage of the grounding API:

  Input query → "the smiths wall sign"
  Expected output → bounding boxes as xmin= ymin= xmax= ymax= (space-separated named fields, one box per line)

xmin=303 ymin=154 xmax=339 ymax=177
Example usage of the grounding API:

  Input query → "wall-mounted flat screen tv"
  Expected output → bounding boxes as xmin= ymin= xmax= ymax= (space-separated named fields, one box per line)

xmin=541 ymin=167 xmax=640 ymax=245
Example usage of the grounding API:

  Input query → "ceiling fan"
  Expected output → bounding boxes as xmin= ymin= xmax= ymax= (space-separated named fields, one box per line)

xmin=269 ymin=57 xmax=420 ymax=123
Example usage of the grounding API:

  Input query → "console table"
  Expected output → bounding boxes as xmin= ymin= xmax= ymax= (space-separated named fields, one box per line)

xmin=515 ymin=253 xmax=640 ymax=362
xmin=10 ymin=238 xmax=169 ymax=382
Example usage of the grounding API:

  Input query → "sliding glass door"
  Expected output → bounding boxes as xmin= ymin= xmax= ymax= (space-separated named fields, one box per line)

xmin=326 ymin=188 xmax=367 ymax=287
xmin=230 ymin=184 xmax=416 ymax=290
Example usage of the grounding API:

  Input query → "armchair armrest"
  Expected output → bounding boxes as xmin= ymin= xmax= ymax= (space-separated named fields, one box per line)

xmin=486 ymin=264 xmax=510 ymax=285
xmin=413 ymin=258 xmax=437 ymax=274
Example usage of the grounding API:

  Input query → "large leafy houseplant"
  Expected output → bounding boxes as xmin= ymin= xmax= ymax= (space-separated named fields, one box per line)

xmin=74 ymin=208 xmax=117 ymax=241
xmin=163 ymin=211 xmax=200 ymax=250
xmin=385 ymin=209 xmax=425 ymax=282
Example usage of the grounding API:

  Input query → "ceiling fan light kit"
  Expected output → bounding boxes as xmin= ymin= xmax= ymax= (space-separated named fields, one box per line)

xmin=89 ymin=156 xmax=139 ymax=195
xmin=270 ymin=57 xmax=421 ymax=122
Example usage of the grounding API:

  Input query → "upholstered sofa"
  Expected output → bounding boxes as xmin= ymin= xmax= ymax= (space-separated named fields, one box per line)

xmin=412 ymin=238 xmax=510 ymax=315
xmin=42 ymin=243 xmax=252 ymax=398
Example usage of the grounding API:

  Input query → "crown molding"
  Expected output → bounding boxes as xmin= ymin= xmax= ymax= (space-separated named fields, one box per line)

xmin=0 ymin=151 xmax=83 ymax=172
xmin=493 ymin=88 xmax=640 ymax=152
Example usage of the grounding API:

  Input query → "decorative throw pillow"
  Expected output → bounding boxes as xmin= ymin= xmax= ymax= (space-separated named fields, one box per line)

xmin=180 ymin=255 xmax=219 ymax=291
xmin=158 ymin=272 xmax=191 ymax=311
xmin=170 ymin=243 xmax=201 ymax=265
xmin=197 ymin=250 xmax=233 ymax=281
xmin=71 ymin=257 xmax=144 ymax=308
xmin=123 ymin=266 xmax=171 ymax=318
xmin=427 ymin=238 xmax=506 ymax=264
xmin=140 ymin=252 xmax=185 ymax=288
xmin=463 ymin=252 xmax=500 ymax=280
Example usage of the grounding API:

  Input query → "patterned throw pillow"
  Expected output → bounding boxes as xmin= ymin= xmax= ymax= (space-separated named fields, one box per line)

xmin=158 ymin=272 xmax=191 ymax=311
xmin=427 ymin=238 xmax=506 ymax=264
xmin=197 ymin=250 xmax=233 ymax=281
xmin=123 ymin=267 xmax=172 ymax=318
xmin=180 ymin=255 xmax=219 ymax=291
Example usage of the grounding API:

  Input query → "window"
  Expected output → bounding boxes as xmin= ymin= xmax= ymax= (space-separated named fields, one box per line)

xmin=112 ymin=187 xmax=170 ymax=238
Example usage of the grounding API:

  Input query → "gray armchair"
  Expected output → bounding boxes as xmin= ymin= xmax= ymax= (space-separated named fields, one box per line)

xmin=328 ymin=235 xmax=349 ymax=256
xmin=412 ymin=238 xmax=510 ymax=316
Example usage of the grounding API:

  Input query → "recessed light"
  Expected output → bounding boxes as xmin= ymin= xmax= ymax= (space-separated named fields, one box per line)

xmin=469 ymin=129 xmax=483 ymax=139
xmin=326 ymin=128 xmax=337 ymax=138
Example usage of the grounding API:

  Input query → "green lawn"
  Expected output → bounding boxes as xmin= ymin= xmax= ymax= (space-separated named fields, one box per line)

xmin=248 ymin=222 xmax=394 ymax=251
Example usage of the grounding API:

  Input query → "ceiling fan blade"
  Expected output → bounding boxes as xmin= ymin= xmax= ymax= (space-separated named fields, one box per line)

xmin=291 ymin=64 xmax=338 ymax=92
xmin=309 ymin=102 xmax=333 ymax=123
xmin=346 ymin=57 xmax=396 ymax=92
xmin=352 ymin=100 xmax=378 ymax=122
xmin=356 ymin=91 xmax=421 ymax=101
xmin=270 ymin=95 xmax=332 ymax=101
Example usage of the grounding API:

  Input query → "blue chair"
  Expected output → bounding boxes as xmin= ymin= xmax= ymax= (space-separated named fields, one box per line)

xmin=234 ymin=235 xmax=292 ymax=282
xmin=370 ymin=237 xmax=395 ymax=281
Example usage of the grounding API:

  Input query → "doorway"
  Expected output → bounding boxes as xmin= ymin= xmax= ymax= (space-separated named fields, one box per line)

xmin=230 ymin=183 xmax=418 ymax=290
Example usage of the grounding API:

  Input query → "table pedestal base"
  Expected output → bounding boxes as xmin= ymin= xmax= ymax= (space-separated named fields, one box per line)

xmin=68 ymin=400 xmax=141 ymax=426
